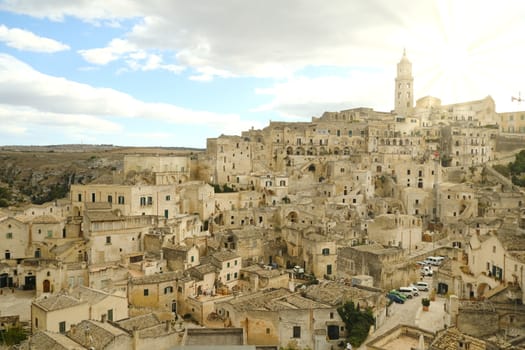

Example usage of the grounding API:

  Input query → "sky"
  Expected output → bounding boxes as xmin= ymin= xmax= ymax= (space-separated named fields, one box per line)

xmin=0 ymin=0 xmax=525 ymax=148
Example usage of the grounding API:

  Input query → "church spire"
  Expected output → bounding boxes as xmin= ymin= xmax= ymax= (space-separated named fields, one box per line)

xmin=394 ymin=49 xmax=414 ymax=115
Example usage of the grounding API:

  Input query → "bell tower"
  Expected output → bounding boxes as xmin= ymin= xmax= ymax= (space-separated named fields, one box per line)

xmin=394 ymin=49 xmax=413 ymax=115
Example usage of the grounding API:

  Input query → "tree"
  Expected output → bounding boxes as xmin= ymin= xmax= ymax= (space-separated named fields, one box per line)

xmin=0 ymin=326 xmax=28 ymax=345
xmin=337 ymin=301 xmax=375 ymax=347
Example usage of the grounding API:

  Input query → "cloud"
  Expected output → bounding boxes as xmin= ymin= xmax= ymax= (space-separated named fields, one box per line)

xmin=0 ymin=54 xmax=252 ymax=144
xmin=79 ymin=38 xmax=185 ymax=73
xmin=0 ymin=24 xmax=69 ymax=52
xmin=254 ymin=71 xmax=392 ymax=118
xmin=3 ymin=0 xmax=525 ymax=114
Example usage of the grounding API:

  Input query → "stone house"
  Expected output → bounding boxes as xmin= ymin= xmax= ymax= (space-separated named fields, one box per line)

xmin=209 ymin=250 xmax=241 ymax=289
xmin=238 ymin=264 xmax=289 ymax=292
xmin=367 ymin=214 xmax=422 ymax=251
xmin=71 ymin=285 xmax=129 ymax=322
xmin=337 ymin=244 xmax=418 ymax=290
xmin=466 ymin=225 xmax=525 ymax=301
xmin=123 ymin=154 xmax=191 ymax=184
xmin=88 ymin=262 xmax=129 ymax=292
xmin=437 ymin=182 xmax=478 ymax=224
xmin=70 ymin=183 xmax=180 ymax=219
xmin=83 ymin=210 xmax=156 ymax=264
xmin=162 ymin=244 xmax=200 ymax=272
xmin=0 ymin=216 xmax=30 ymax=260
xmin=67 ymin=319 xmax=132 ymax=350
xmin=115 ymin=313 xmax=184 ymax=349
xmin=128 ymin=271 xmax=179 ymax=315
xmin=35 ymin=261 xmax=88 ymax=296
xmin=215 ymin=288 xmax=346 ymax=350
xmin=31 ymin=294 xmax=89 ymax=333
xmin=302 ymin=231 xmax=337 ymax=278
xmin=214 ymin=227 xmax=266 ymax=264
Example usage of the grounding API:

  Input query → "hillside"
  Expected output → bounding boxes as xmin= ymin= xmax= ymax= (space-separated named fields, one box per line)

xmin=0 ymin=145 xmax=203 ymax=207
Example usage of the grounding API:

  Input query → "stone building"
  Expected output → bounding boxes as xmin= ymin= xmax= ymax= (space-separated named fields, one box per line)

xmin=215 ymin=288 xmax=346 ymax=350
xmin=337 ymin=244 xmax=418 ymax=290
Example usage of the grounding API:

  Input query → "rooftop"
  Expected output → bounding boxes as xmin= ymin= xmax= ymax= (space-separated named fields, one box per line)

xmin=33 ymin=294 xmax=86 ymax=312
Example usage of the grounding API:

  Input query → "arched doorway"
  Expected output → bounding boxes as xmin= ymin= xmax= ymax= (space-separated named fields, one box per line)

xmin=43 ymin=279 xmax=51 ymax=293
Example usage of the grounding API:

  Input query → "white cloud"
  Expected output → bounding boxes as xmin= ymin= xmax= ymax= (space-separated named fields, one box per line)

xmin=254 ymin=71 xmax=392 ymax=118
xmin=0 ymin=24 xmax=69 ymax=52
xmin=3 ymin=0 xmax=525 ymax=114
xmin=79 ymin=38 xmax=185 ymax=73
xmin=0 ymin=54 xmax=249 ymax=143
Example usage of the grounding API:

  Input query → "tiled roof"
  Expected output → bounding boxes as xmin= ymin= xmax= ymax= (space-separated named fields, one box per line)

xmin=130 ymin=271 xmax=180 ymax=285
xmin=116 ymin=313 xmax=160 ymax=332
xmin=31 ymin=215 xmax=62 ymax=224
xmin=67 ymin=319 xmax=129 ymax=349
xmin=33 ymin=294 xmax=86 ymax=312
xmin=211 ymin=250 xmax=240 ymax=262
xmin=430 ymin=327 xmax=486 ymax=350
xmin=28 ymin=330 xmax=85 ymax=350
xmin=225 ymin=288 xmax=330 ymax=312
xmin=71 ymin=285 xmax=112 ymax=305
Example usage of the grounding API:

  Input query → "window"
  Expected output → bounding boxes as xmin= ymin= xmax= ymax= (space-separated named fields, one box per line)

xmin=147 ymin=196 xmax=153 ymax=205
xmin=59 ymin=321 xmax=66 ymax=333
xmin=106 ymin=236 xmax=112 ymax=244
xmin=227 ymin=273 xmax=231 ymax=281
xmin=234 ymin=272 xmax=238 ymax=279
xmin=322 ymin=248 xmax=330 ymax=256
xmin=164 ymin=286 xmax=173 ymax=294
xmin=107 ymin=309 xmax=113 ymax=322
xmin=140 ymin=197 xmax=146 ymax=206
xmin=166 ymin=195 xmax=171 ymax=201
xmin=293 ymin=326 xmax=301 ymax=338
xmin=6 ymin=232 xmax=12 ymax=239
xmin=118 ymin=196 xmax=125 ymax=204
xmin=164 ymin=209 xmax=169 ymax=218
xmin=191 ymin=256 xmax=195 ymax=262
xmin=327 ymin=264 xmax=332 ymax=275
xmin=78 ymin=193 xmax=82 ymax=202
xmin=107 ymin=195 xmax=112 ymax=203
xmin=144 ymin=289 xmax=149 ymax=296
xmin=91 ymin=193 xmax=96 ymax=202
xmin=47 ymin=230 xmax=53 ymax=238
xmin=234 ymin=260 xmax=238 ymax=266
xmin=35 ymin=317 xmax=39 ymax=329
xmin=227 ymin=262 xmax=230 ymax=268
xmin=492 ymin=246 xmax=496 ymax=253
xmin=266 ymin=328 xmax=270 ymax=334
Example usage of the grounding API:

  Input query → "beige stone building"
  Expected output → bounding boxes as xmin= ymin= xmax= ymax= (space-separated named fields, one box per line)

xmin=31 ymin=294 xmax=89 ymax=333
xmin=215 ymin=288 xmax=346 ymax=350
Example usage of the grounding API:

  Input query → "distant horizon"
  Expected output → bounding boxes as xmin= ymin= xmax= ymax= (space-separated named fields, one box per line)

xmin=1 ymin=1 xmax=525 ymax=147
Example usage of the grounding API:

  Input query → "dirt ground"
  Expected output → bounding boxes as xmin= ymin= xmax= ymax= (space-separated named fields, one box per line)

xmin=0 ymin=288 xmax=35 ymax=322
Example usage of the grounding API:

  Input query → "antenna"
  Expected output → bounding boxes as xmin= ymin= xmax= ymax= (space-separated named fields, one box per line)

xmin=511 ymin=92 xmax=522 ymax=103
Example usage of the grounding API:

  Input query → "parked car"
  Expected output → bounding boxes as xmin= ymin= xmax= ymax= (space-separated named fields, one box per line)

xmin=399 ymin=287 xmax=416 ymax=298
xmin=408 ymin=285 xmax=420 ymax=296
xmin=416 ymin=282 xmax=429 ymax=291
xmin=293 ymin=265 xmax=304 ymax=274
xmin=389 ymin=289 xmax=408 ymax=301
xmin=421 ymin=266 xmax=433 ymax=276
xmin=387 ymin=292 xmax=405 ymax=304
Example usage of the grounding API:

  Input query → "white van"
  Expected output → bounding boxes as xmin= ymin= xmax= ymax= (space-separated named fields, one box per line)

xmin=399 ymin=287 xmax=415 ymax=298
xmin=426 ymin=256 xmax=444 ymax=266
xmin=416 ymin=282 xmax=429 ymax=291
